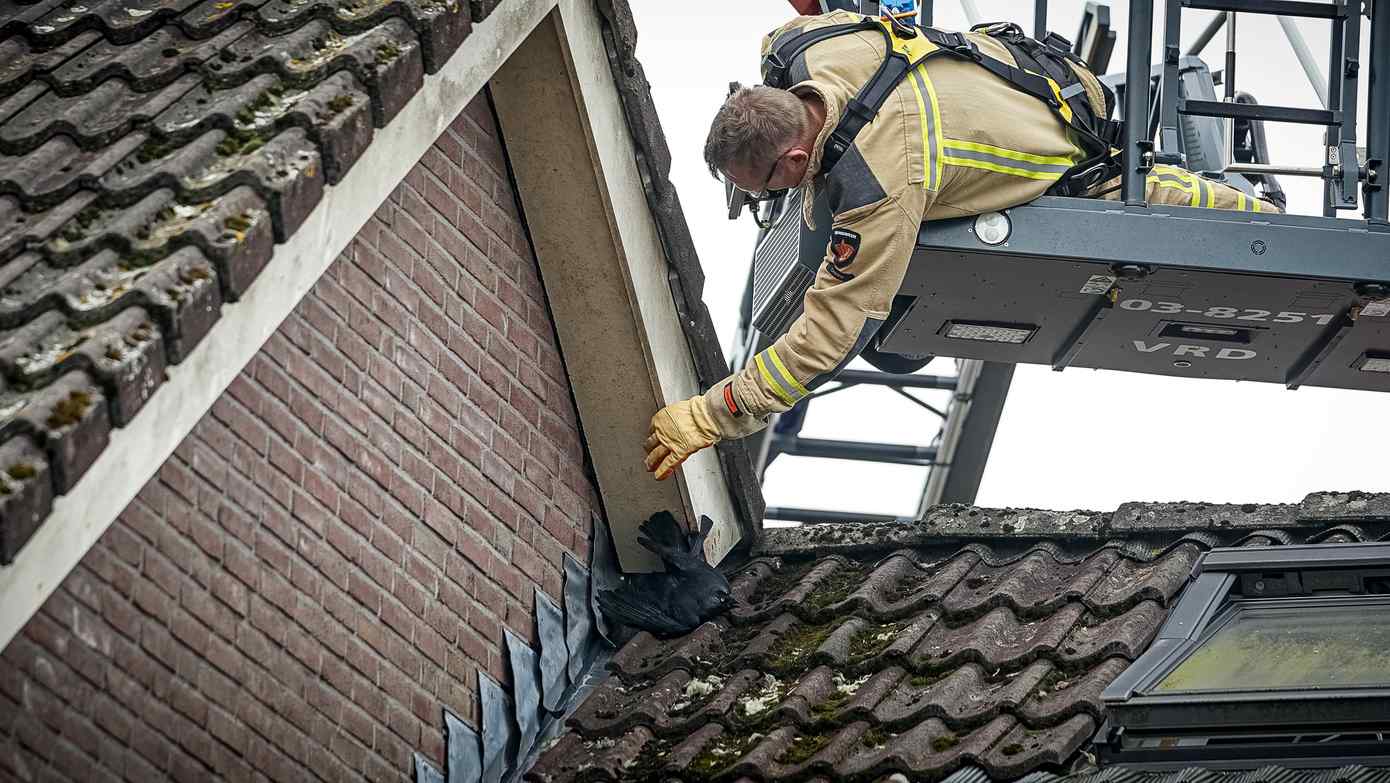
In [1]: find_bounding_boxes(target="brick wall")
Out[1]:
[0,92,603,782]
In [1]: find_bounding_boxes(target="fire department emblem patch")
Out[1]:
[829,228,861,267]
[827,228,861,281]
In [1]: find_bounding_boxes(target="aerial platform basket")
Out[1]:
[885,197,1390,391]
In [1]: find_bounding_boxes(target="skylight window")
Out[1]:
[1154,602,1390,692]
[1097,542,1390,768]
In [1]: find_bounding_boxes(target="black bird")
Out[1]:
[596,511,733,637]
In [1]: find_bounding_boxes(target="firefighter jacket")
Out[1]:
[701,11,1271,440]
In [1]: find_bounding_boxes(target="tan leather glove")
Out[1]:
[644,395,721,480]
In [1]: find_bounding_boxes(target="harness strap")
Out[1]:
[970,22,1123,194]
[763,19,883,88]
[761,14,1124,193]
[780,21,974,173]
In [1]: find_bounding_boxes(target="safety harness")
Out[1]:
[761,15,1125,197]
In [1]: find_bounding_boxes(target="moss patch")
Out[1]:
[233,86,285,128]
[136,136,179,163]
[61,205,106,242]
[689,731,764,776]
[7,463,36,480]
[810,691,848,720]
[861,728,890,749]
[1001,742,1024,756]
[708,620,762,672]
[930,733,958,752]
[849,621,903,663]
[224,213,254,232]
[777,732,830,765]
[767,621,834,674]
[374,41,401,66]
[620,735,673,779]
[908,671,946,689]
[806,566,863,610]
[884,569,930,603]
[1034,667,1074,697]
[216,130,265,158]
[46,390,92,429]
[327,93,354,114]
[747,558,814,607]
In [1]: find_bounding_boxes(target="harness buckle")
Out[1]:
[762,54,789,89]
[1042,32,1074,54]
[823,132,854,170]
[844,98,877,123]
[1096,119,1125,147]
[932,30,977,59]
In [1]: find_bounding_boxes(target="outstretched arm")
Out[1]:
[645,192,923,480]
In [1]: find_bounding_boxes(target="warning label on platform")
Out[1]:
[1362,300,1390,317]
[1080,275,1117,295]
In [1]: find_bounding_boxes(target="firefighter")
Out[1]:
[643,10,1280,480]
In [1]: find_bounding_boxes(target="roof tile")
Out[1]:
[21,369,110,493]
[0,72,200,156]
[980,715,1097,779]
[909,604,1086,671]
[29,0,207,44]
[1056,600,1166,665]
[0,132,149,210]
[0,31,105,98]
[0,435,53,564]
[872,661,1050,728]
[0,307,167,426]
[940,548,1120,620]
[1082,542,1201,612]
[0,191,101,264]
[48,21,255,95]
[1017,656,1128,725]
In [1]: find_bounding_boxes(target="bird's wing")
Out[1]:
[595,587,693,638]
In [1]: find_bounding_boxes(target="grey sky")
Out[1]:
[630,0,1390,516]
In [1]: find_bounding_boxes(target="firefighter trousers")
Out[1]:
[1092,164,1280,213]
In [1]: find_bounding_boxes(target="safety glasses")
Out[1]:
[721,148,791,202]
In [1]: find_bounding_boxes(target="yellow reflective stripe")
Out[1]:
[941,154,1061,180]
[1252,197,1263,213]
[1146,166,1200,205]
[1151,180,1194,198]
[918,65,944,191]
[1236,191,1246,211]
[754,353,796,407]
[1200,177,1213,208]
[907,68,933,191]
[765,347,809,398]
[942,140,1075,167]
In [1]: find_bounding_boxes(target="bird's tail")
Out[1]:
[638,510,717,567]
[637,510,687,556]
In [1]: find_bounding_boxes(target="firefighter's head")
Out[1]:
[705,84,820,199]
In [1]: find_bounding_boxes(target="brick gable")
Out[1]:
[0,91,601,783]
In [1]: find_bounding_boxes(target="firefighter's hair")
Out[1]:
[704,85,807,178]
